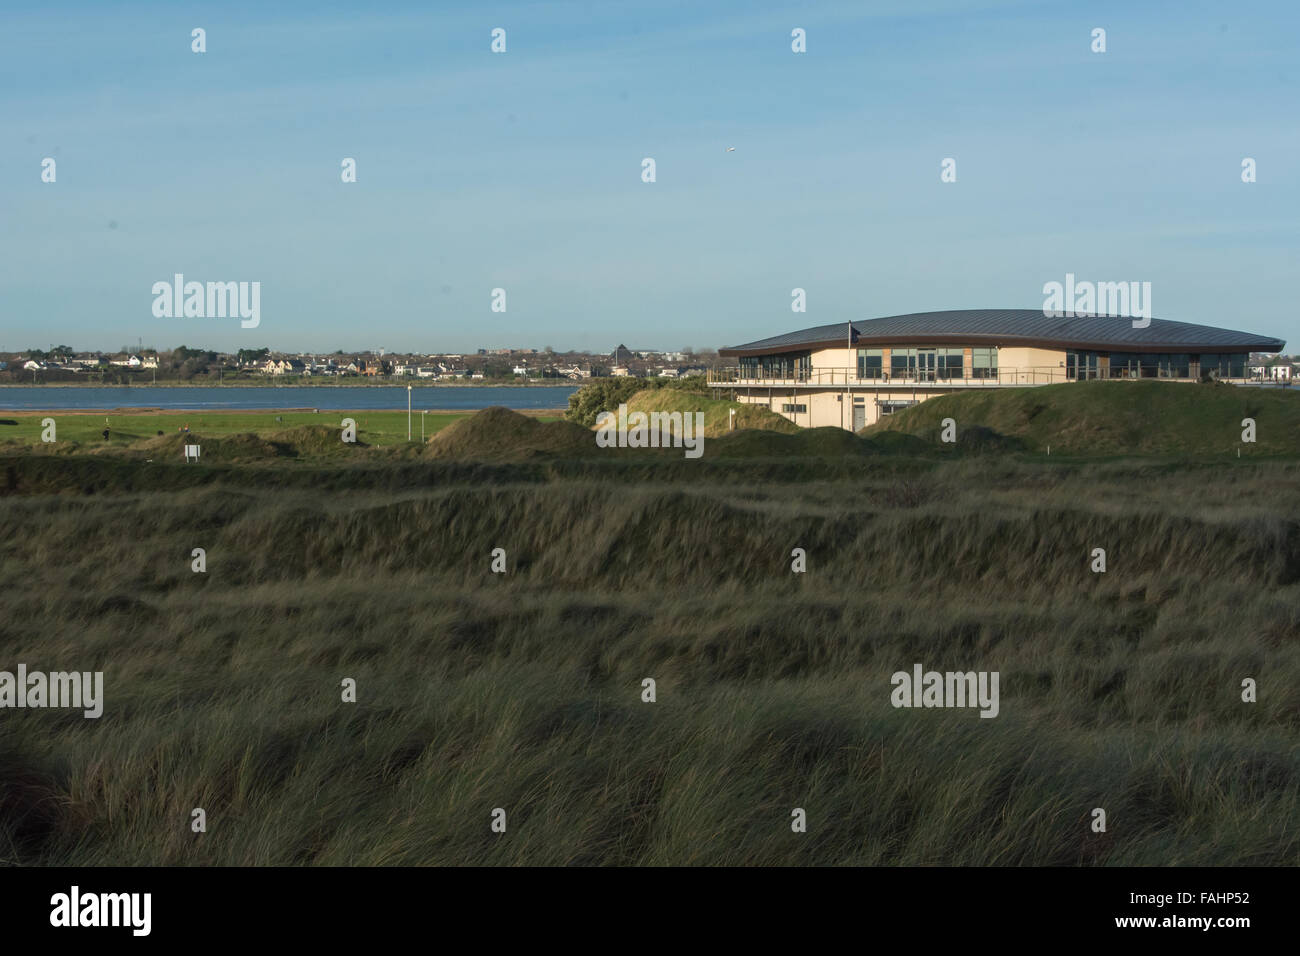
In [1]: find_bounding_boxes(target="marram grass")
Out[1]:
[0,452,1297,865]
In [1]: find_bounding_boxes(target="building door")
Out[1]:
[916,349,936,382]
[1066,351,1100,380]
[852,404,866,431]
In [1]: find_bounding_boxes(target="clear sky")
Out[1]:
[2,0,1296,355]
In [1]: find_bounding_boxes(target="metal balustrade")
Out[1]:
[706,367,1255,387]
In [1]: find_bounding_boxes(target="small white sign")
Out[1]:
[184,444,201,461]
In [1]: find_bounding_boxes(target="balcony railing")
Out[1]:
[709,366,1062,386]
[706,367,1255,387]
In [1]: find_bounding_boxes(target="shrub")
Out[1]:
[565,375,708,427]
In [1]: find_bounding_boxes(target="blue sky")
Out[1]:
[2,0,1296,354]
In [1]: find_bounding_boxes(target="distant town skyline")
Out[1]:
[5,1,1297,353]
[6,342,709,359]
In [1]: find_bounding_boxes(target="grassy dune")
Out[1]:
[424,407,595,461]
[620,388,800,437]
[866,380,1300,456]
[1,446,1298,865]
[1,388,1298,865]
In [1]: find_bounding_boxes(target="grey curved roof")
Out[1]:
[719,309,1286,355]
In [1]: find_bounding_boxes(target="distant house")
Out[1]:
[611,343,635,365]
[263,358,306,375]
[23,359,44,370]
[1250,363,1294,382]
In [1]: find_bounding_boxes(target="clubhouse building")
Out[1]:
[711,309,1287,431]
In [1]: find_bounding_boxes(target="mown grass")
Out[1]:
[0,409,563,452]
[1,451,1297,865]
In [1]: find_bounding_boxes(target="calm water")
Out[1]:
[0,385,578,412]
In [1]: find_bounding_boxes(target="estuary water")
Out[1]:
[0,385,578,412]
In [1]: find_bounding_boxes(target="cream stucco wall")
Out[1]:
[733,386,953,430]
[995,347,1069,383]
[813,347,856,370]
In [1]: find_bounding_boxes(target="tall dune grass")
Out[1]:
[0,456,1297,864]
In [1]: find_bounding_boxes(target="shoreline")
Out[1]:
[0,407,568,416]
[0,381,579,389]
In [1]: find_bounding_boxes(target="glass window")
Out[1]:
[891,348,916,377]
[1198,353,1246,378]
[1066,351,1102,379]
[938,348,964,380]
[1103,352,1199,379]
[1108,353,1141,379]
[1163,354,1189,377]
[856,348,883,380]
[743,351,811,380]
[878,399,919,415]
